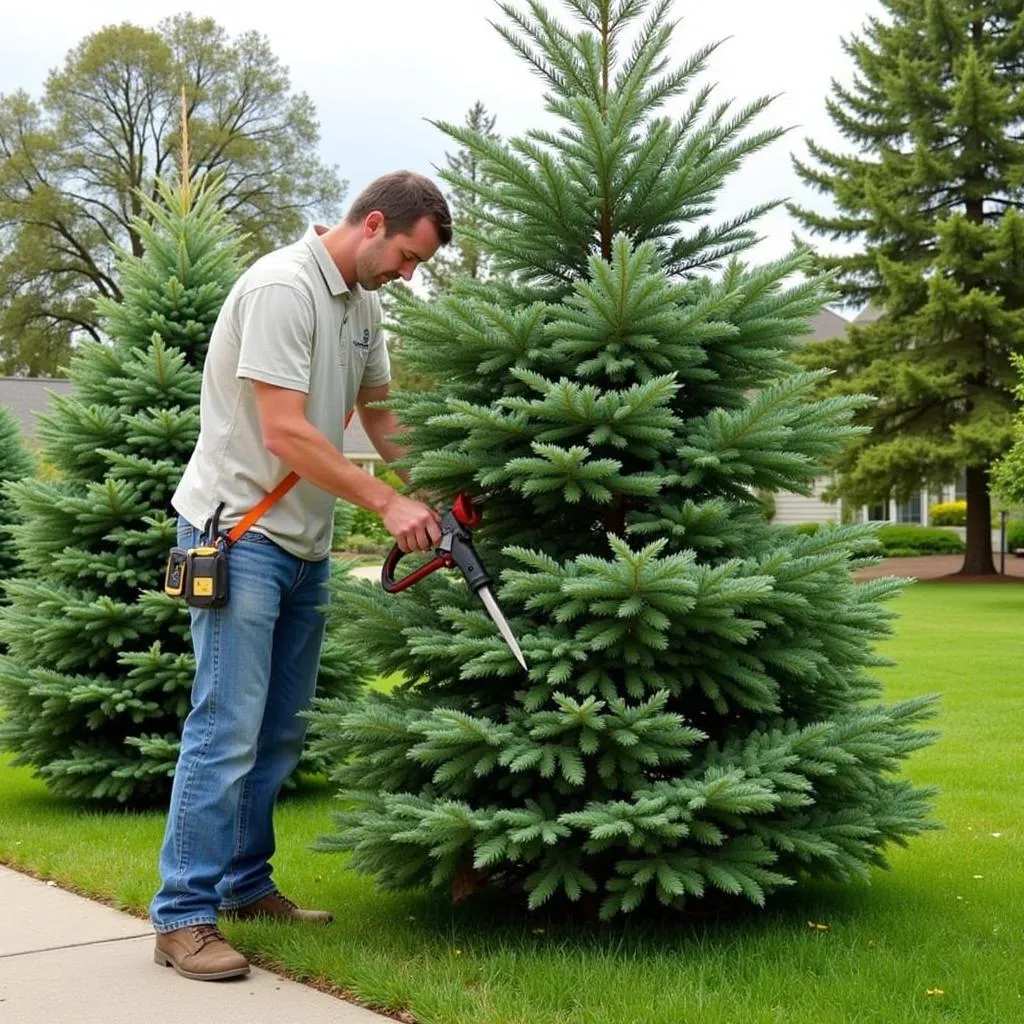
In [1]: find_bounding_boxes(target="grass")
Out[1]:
[2,582,1022,1023]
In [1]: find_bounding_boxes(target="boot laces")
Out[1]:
[190,924,227,949]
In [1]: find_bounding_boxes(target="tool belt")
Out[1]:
[163,471,300,609]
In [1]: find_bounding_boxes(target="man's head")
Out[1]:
[345,171,452,290]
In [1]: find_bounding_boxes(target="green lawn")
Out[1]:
[1,583,1021,1023]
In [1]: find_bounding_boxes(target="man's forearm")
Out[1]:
[265,416,397,513]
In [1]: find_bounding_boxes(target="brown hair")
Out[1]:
[346,170,453,246]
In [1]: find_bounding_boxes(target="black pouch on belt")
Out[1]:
[163,503,230,609]
[183,544,229,608]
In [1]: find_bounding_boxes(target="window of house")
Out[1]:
[866,502,889,522]
[896,493,922,523]
[954,471,966,501]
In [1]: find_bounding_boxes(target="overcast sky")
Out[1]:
[1,0,881,289]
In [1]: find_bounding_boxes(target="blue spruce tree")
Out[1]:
[306,0,939,918]
[0,161,369,803]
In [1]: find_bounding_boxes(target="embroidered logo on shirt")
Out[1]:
[355,328,370,349]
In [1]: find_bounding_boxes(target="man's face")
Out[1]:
[355,213,441,290]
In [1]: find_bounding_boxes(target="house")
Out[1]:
[0,376,74,445]
[770,309,854,526]
[0,376,384,474]
[772,308,966,529]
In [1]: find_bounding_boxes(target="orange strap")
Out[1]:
[225,471,300,544]
[223,409,356,545]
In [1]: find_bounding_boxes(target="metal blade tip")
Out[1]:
[478,586,528,671]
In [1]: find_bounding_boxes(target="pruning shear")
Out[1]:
[381,493,528,671]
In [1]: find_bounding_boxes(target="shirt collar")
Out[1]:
[304,223,351,298]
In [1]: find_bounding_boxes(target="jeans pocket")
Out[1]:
[177,517,200,546]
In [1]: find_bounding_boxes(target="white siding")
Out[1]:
[773,479,840,526]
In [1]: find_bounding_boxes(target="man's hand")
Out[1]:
[381,492,443,553]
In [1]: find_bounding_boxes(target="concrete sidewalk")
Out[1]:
[349,564,382,582]
[0,865,392,1024]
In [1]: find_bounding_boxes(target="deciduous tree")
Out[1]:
[0,14,345,376]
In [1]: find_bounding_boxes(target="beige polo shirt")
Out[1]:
[171,223,391,560]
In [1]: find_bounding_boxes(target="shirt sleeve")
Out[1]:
[359,300,391,389]
[235,283,316,393]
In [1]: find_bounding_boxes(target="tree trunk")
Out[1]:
[959,465,996,575]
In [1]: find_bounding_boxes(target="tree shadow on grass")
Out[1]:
[348,865,932,962]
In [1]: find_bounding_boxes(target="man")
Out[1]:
[150,170,451,981]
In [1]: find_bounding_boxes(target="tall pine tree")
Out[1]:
[789,0,1024,574]
[0,148,369,802]
[305,0,939,919]
[420,100,501,296]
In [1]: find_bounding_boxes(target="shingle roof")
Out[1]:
[0,377,74,441]
[803,308,850,343]
[854,303,884,325]
[0,377,381,458]
[342,409,378,458]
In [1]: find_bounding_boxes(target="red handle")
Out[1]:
[452,492,481,527]
[381,547,454,593]
[380,493,481,594]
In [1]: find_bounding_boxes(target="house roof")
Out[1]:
[803,308,850,343]
[0,377,74,441]
[854,302,884,325]
[0,376,380,458]
[342,409,378,458]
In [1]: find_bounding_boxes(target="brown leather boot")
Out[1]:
[223,890,333,924]
[153,924,250,981]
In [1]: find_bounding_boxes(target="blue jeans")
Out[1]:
[149,518,330,932]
